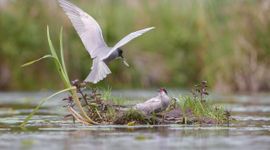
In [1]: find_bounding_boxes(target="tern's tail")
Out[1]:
[85,59,111,84]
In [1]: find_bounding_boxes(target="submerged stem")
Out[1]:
[20,87,74,128]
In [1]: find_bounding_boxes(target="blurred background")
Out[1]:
[0,0,269,93]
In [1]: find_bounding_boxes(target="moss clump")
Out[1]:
[113,109,150,125]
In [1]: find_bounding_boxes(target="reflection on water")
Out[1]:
[0,91,269,150]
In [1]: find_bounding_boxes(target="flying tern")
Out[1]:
[58,0,154,83]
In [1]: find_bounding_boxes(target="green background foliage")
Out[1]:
[0,0,269,92]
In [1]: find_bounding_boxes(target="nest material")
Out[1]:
[63,80,230,125]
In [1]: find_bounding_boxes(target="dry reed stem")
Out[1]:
[67,106,91,125]
[70,87,99,125]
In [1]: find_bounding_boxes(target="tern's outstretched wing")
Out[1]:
[101,27,155,60]
[58,0,107,58]
[84,59,111,84]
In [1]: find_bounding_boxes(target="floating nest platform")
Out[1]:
[63,80,230,126]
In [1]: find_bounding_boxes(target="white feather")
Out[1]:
[102,27,155,60]
[58,0,107,58]
[85,59,111,84]
[134,91,170,114]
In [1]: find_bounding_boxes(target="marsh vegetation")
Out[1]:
[61,80,230,125]
[0,0,269,92]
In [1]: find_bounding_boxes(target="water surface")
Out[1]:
[0,90,269,150]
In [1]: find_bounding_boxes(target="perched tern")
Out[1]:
[134,88,170,115]
[58,0,154,83]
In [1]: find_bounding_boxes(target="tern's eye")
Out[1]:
[160,88,167,94]
[163,89,168,94]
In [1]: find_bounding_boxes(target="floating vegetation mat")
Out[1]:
[62,80,231,126]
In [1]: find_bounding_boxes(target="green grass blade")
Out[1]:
[47,26,70,87]
[59,27,69,82]
[21,55,53,67]
[19,87,74,128]
[47,26,58,60]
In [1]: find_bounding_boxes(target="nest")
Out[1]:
[63,80,230,125]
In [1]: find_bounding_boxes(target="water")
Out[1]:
[0,90,269,150]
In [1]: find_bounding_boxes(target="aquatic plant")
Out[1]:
[177,81,229,124]
[61,80,230,125]
[20,27,98,127]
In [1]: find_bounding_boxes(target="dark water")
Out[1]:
[0,90,269,150]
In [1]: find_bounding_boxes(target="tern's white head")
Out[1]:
[158,88,168,96]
